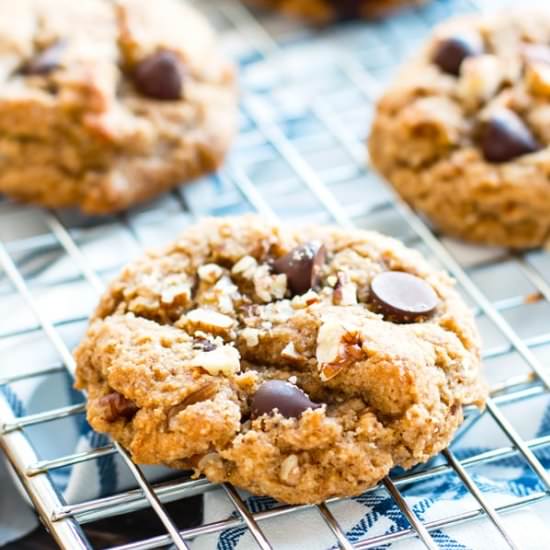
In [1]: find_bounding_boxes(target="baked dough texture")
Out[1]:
[369,10,550,249]
[244,0,426,24]
[75,216,485,504]
[0,0,236,213]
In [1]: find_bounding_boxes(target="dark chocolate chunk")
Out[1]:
[133,50,184,100]
[272,241,326,296]
[21,40,66,76]
[433,34,483,76]
[480,109,539,163]
[333,0,361,21]
[251,380,321,419]
[99,392,138,422]
[369,271,439,323]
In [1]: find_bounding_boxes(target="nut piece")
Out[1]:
[169,382,220,427]
[316,317,363,381]
[525,61,550,98]
[232,255,258,278]
[403,97,463,150]
[99,392,138,422]
[332,273,358,306]
[198,263,224,284]
[316,318,348,366]
[241,327,260,347]
[458,54,503,107]
[281,342,301,360]
[180,382,218,407]
[188,345,241,376]
[160,284,192,306]
[253,265,287,303]
[185,308,235,336]
[291,290,319,309]
[206,276,238,315]
[280,454,300,486]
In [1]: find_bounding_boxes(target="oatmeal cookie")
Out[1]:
[369,10,550,248]
[244,0,427,24]
[0,0,236,214]
[75,216,485,504]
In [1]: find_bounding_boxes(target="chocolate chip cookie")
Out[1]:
[0,0,236,214]
[244,0,426,24]
[75,216,485,504]
[369,10,550,249]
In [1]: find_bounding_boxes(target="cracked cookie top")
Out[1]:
[369,10,550,248]
[75,216,485,504]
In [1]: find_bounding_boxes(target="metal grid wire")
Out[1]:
[1,0,550,548]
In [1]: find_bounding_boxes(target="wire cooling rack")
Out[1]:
[1,0,550,548]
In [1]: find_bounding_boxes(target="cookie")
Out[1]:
[369,10,550,249]
[0,0,236,214]
[245,0,426,24]
[75,216,485,504]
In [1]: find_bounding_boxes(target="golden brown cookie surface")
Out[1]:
[75,216,485,504]
[369,10,550,248]
[0,0,236,213]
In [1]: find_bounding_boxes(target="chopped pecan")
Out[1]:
[525,61,550,98]
[99,392,138,422]
[280,454,300,486]
[168,382,219,429]
[320,338,363,381]
[316,318,364,381]
[180,382,219,408]
[185,308,235,336]
[197,263,224,283]
[232,255,258,278]
[188,345,241,376]
[332,272,357,306]
[281,342,301,360]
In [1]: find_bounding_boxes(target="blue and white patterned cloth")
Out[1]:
[0,371,176,546]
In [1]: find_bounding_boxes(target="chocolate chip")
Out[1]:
[251,380,321,419]
[480,109,539,163]
[21,40,66,76]
[369,271,439,323]
[333,0,361,21]
[272,241,326,296]
[433,35,483,76]
[133,50,184,100]
[99,392,138,422]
